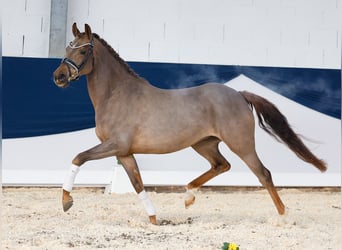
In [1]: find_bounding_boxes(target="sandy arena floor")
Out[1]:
[1,187,341,249]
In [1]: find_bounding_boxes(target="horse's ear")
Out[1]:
[72,23,80,37]
[85,24,92,39]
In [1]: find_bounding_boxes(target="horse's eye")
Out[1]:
[80,50,86,55]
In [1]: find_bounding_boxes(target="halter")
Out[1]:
[62,36,94,81]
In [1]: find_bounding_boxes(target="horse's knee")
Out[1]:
[72,153,86,166]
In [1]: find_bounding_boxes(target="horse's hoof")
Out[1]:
[277,205,286,215]
[185,196,195,209]
[149,215,157,225]
[185,189,196,208]
[62,196,74,212]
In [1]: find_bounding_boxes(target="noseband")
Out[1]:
[62,36,94,81]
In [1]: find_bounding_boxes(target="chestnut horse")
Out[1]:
[53,23,326,225]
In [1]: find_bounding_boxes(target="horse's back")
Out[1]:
[158,82,253,126]
[195,82,252,115]
[170,82,255,136]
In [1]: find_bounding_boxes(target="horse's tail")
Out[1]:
[239,91,327,172]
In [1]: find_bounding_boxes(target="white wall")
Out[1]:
[3,0,342,69]
[2,0,51,57]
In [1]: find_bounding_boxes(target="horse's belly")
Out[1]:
[131,142,186,154]
[130,128,210,154]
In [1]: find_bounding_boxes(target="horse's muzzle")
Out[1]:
[54,73,70,88]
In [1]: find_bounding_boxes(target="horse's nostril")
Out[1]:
[58,73,66,81]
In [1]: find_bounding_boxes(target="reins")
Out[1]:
[62,36,94,81]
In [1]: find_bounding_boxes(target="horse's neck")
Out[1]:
[86,41,141,109]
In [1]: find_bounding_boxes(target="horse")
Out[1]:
[53,23,327,225]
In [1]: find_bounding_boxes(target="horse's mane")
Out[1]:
[93,33,139,78]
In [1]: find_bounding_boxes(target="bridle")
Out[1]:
[62,36,94,81]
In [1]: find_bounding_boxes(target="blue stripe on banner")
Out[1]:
[3,57,95,138]
[3,57,341,138]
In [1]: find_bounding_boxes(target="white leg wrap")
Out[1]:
[138,190,156,216]
[62,164,80,192]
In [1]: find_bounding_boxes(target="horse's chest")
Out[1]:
[93,120,109,142]
[94,111,112,140]
[94,112,129,141]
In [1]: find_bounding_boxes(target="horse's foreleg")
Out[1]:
[186,137,231,208]
[62,165,80,211]
[62,140,122,212]
[118,155,157,225]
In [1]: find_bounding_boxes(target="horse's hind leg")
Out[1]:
[186,136,231,208]
[239,151,285,215]
[221,108,285,215]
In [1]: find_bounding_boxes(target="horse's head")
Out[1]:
[53,23,94,88]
